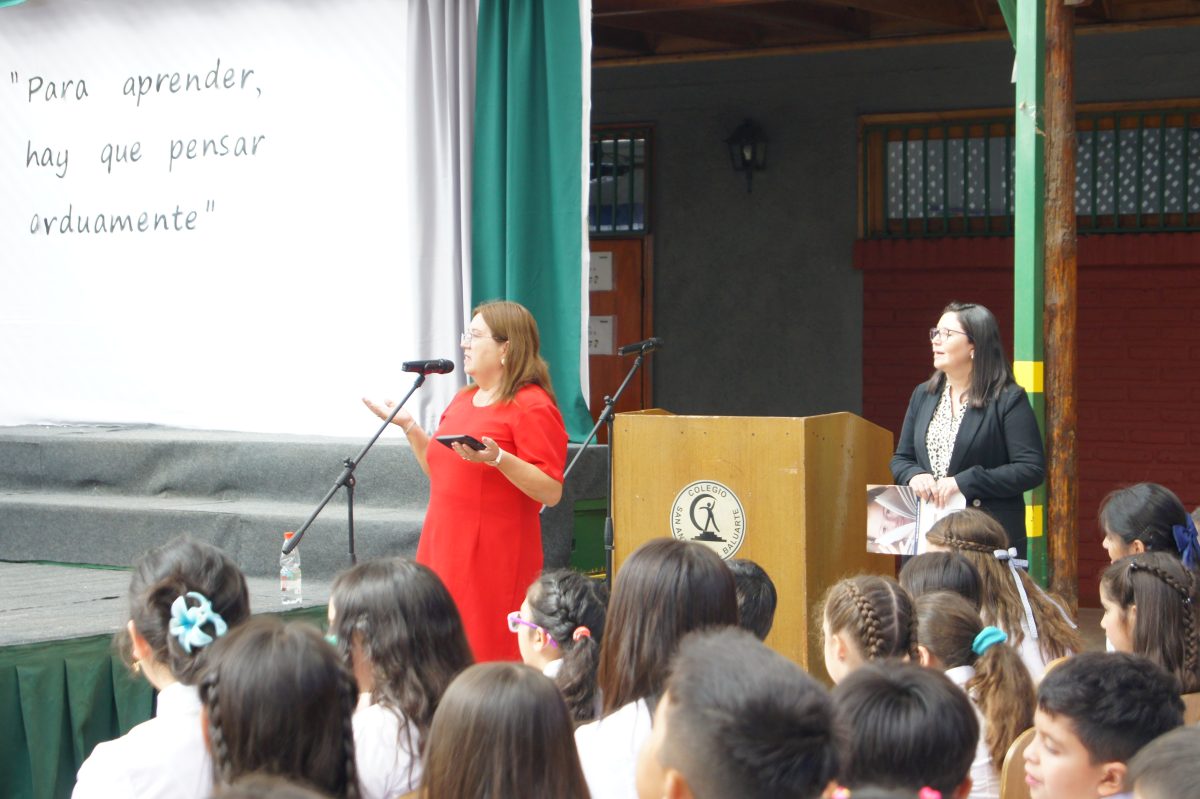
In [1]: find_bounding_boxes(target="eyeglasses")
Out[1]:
[460,331,508,348]
[929,327,972,342]
[506,611,558,648]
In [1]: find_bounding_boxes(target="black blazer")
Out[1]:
[890,380,1046,558]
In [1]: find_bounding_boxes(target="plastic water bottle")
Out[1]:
[280,531,302,606]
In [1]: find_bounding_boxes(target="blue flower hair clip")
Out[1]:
[169,591,228,654]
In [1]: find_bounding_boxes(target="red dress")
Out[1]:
[417,384,567,661]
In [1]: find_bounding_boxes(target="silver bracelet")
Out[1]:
[486,448,504,467]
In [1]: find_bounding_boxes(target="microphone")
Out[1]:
[617,337,663,356]
[402,359,455,375]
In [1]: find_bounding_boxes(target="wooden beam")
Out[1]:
[591,14,1200,68]
[593,25,655,54]
[805,0,982,29]
[721,2,870,39]
[594,0,766,16]
[597,10,764,46]
[1045,0,1080,612]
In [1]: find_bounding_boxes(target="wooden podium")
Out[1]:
[611,410,895,675]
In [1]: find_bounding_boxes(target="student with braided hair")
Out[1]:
[915,592,1036,799]
[1100,551,1200,693]
[926,509,1080,682]
[821,574,919,684]
[513,569,608,723]
[200,617,361,799]
[73,536,250,799]
[327,558,473,798]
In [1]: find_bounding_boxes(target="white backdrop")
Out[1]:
[0,0,468,436]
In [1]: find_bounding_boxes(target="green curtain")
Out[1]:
[473,0,591,441]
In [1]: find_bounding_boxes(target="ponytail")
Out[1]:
[916,591,1035,772]
[970,630,1035,771]
[122,536,250,685]
[527,569,609,723]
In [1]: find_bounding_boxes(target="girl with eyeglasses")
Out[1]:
[362,300,568,661]
[510,569,608,724]
[327,558,472,798]
[890,301,1046,560]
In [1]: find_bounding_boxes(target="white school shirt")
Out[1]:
[945,665,1001,799]
[543,658,564,678]
[574,698,652,799]
[353,694,421,799]
[72,682,211,799]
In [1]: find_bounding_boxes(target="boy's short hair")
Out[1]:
[1037,651,1184,764]
[833,661,978,796]
[660,627,838,799]
[726,559,778,640]
[1125,725,1200,799]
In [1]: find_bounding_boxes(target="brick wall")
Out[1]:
[856,233,1200,606]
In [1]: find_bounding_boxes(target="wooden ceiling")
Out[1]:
[592,0,1200,65]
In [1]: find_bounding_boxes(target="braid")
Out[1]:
[933,530,993,555]
[338,668,360,799]
[845,580,884,660]
[898,582,921,661]
[1133,561,1200,679]
[201,671,232,788]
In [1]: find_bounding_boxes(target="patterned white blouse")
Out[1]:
[926,383,967,479]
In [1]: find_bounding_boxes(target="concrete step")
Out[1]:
[0,491,424,577]
[0,425,609,579]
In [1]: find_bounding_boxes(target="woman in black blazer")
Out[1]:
[890,301,1046,559]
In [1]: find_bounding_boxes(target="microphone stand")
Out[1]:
[562,348,649,590]
[282,372,428,561]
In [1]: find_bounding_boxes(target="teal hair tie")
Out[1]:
[972,626,1007,656]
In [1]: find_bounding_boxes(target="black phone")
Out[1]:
[435,434,487,451]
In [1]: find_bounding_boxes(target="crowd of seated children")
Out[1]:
[70,478,1200,799]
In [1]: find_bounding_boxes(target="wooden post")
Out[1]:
[1012,0,1047,584]
[1045,0,1079,611]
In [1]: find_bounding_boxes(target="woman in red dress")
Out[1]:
[364,301,567,661]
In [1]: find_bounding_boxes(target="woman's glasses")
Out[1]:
[506,611,558,648]
[929,327,972,342]
[460,331,508,348]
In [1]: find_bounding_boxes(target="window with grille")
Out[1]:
[589,126,651,236]
[860,104,1200,238]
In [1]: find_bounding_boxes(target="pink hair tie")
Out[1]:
[572,626,592,642]
[830,789,850,799]
[919,788,942,799]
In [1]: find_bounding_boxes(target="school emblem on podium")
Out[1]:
[670,480,745,560]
